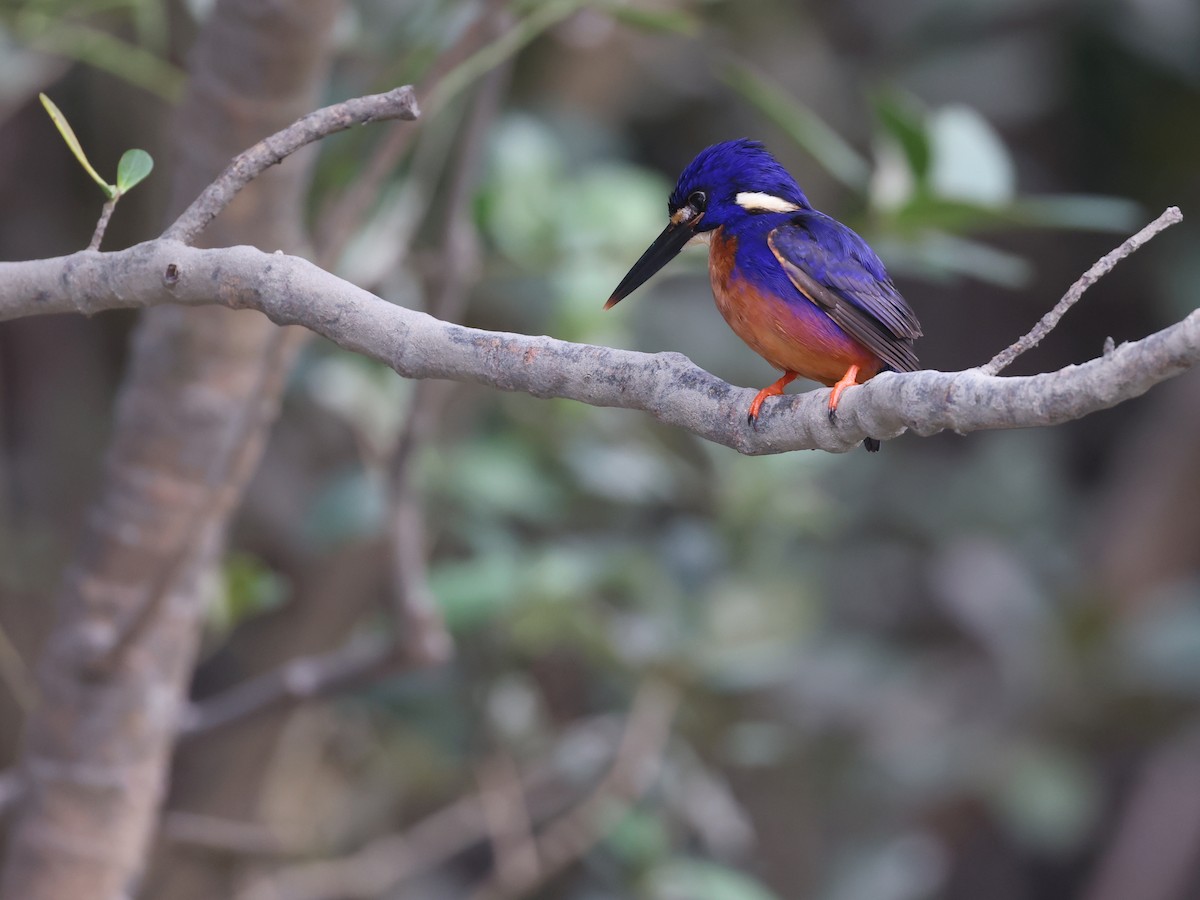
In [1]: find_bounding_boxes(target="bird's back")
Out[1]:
[708,210,920,384]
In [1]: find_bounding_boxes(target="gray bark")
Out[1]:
[0,2,340,897]
[2,239,1197,455]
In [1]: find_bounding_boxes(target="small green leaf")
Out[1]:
[39,93,116,199]
[115,149,154,194]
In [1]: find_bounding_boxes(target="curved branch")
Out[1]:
[2,239,1197,455]
[163,85,419,245]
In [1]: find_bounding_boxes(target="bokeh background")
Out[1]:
[3,1,1200,898]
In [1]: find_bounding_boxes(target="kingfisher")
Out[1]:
[605,139,921,451]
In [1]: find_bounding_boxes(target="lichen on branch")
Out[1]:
[1,229,1195,455]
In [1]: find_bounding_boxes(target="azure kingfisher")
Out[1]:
[605,139,921,451]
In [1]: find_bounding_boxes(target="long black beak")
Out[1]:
[604,217,700,310]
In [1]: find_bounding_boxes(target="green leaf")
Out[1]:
[927,104,1014,206]
[896,231,1033,288]
[430,553,522,630]
[1007,194,1143,232]
[425,0,594,113]
[873,90,931,183]
[608,6,701,36]
[989,744,1099,853]
[39,93,115,199]
[1119,588,1200,695]
[604,808,671,867]
[115,149,154,194]
[305,470,388,547]
[723,63,871,191]
[27,22,185,102]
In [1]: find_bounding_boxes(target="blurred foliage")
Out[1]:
[1,0,182,102]
[4,0,1200,898]
[728,64,1142,287]
[646,858,781,900]
[209,551,290,636]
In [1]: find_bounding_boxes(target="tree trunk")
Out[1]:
[0,2,340,898]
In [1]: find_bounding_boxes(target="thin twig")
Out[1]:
[163,811,297,858]
[178,633,407,737]
[983,206,1183,375]
[467,680,681,900]
[228,705,662,900]
[233,792,487,900]
[383,48,510,666]
[476,754,541,891]
[422,0,594,116]
[88,198,117,251]
[314,6,502,269]
[231,714,629,900]
[164,86,419,246]
[309,11,509,671]
[80,87,420,677]
[121,71,484,715]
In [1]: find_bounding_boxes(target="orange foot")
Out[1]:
[827,364,861,421]
[747,372,797,427]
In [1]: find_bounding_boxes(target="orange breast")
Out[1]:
[708,229,881,386]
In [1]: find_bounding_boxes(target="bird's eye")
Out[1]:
[688,190,707,210]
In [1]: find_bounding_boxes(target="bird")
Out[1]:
[604,139,921,451]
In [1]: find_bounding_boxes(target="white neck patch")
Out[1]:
[735,191,800,213]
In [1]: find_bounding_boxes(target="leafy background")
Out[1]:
[3,1,1200,898]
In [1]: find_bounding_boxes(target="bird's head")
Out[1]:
[605,139,810,309]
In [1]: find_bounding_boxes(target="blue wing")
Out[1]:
[768,212,921,373]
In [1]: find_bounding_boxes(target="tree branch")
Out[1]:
[88,198,117,251]
[1082,729,1200,900]
[177,634,406,738]
[467,680,680,900]
[229,702,668,900]
[1,8,356,900]
[380,47,509,667]
[84,327,305,678]
[2,234,1196,454]
[983,206,1183,375]
[163,85,419,246]
[313,9,499,267]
